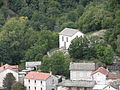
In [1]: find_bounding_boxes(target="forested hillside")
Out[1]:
[0,0,120,70]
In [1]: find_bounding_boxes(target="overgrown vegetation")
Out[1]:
[0,0,120,77]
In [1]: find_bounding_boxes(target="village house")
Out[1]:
[0,64,18,88]
[57,80,95,90]
[24,72,58,90]
[57,62,97,90]
[69,62,96,80]
[93,84,117,90]
[92,67,109,85]
[59,28,84,49]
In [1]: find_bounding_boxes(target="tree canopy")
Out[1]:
[41,51,71,78]
[3,73,16,90]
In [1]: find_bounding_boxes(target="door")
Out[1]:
[64,42,66,49]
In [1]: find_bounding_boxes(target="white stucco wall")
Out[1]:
[59,32,84,49]
[57,86,67,90]
[93,72,106,85]
[103,86,116,90]
[24,75,58,90]
[24,78,46,90]
[0,69,18,88]
[70,70,93,80]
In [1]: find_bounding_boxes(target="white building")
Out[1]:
[0,64,18,88]
[26,61,41,70]
[59,28,84,49]
[24,72,58,90]
[69,62,96,80]
[92,67,108,85]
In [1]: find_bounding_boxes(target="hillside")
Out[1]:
[0,0,120,70]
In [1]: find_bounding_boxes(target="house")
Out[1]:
[26,61,41,70]
[59,28,84,49]
[0,64,18,88]
[24,72,58,90]
[57,80,95,90]
[107,73,120,81]
[69,62,96,80]
[92,67,109,85]
[93,84,117,90]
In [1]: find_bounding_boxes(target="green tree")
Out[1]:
[68,36,101,60]
[77,2,113,33]
[96,44,114,65]
[3,73,16,90]
[0,17,38,64]
[116,35,120,55]
[11,82,26,90]
[68,36,114,65]
[41,51,71,78]
[24,30,58,62]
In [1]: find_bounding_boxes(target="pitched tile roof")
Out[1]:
[59,28,83,36]
[107,74,120,79]
[92,67,108,75]
[0,64,18,72]
[24,72,52,80]
[69,62,96,71]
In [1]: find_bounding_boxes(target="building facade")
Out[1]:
[0,64,18,88]
[69,62,96,80]
[59,28,84,49]
[24,72,58,90]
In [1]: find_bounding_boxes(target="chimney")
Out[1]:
[0,62,3,67]
[50,71,52,75]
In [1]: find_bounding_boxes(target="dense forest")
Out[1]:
[0,0,120,76]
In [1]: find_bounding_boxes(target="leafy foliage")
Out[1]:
[41,51,71,78]
[68,36,114,65]
[11,82,26,90]
[3,73,16,90]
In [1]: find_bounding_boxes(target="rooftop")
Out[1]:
[24,72,52,80]
[107,63,120,72]
[26,61,41,68]
[59,28,83,36]
[0,64,18,72]
[58,80,95,87]
[107,73,120,79]
[69,62,96,71]
[92,67,108,75]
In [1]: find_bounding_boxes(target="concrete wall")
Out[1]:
[46,75,58,90]
[70,70,93,80]
[24,75,58,90]
[93,72,106,85]
[57,86,93,90]
[59,32,84,49]
[24,78,46,90]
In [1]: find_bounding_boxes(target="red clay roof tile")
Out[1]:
[24,72,52,80]
[92,67,108,75]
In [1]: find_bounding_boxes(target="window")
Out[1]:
[52,79,54,84]
[29,86,30,90]
[77,87,80,90]
[35,80,36,84]
[41,81,42,84]
[68,87,71,90]
[41,88,42,90]
[66,37,68,42]
[28,80,30,83]
[62,36,64,41]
